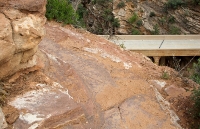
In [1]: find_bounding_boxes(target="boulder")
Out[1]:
[0,0,46,14]
[0,13,15,65]
[0,0,46,80]
[0,107,7,129]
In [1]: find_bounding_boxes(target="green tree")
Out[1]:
[191,58,200,84]
[193,0,200,5]
[151,24,160,35]
[112,18,120,28]
[131,28,140,35]
[169,26,181,34]
[117,1,126,8]
[46,0,78,24]
[165,0,185,9]
[128,13,138,24]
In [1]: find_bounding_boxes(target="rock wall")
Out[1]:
[113,0,200,34]
[0,0,46,80]
[113,0,135,34]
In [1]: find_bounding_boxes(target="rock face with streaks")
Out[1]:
[0,0,46,79]
[2,21,187,129]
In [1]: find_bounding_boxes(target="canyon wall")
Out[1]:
[113,0,200,34]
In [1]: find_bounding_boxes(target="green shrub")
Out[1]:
[103,9,113,22]
[191,58,200,84]
[190,86,200,129]
[131,28,140,35]
[46,0,78,24]
[119,43,126,49]
[76,3,87,27]
[159,17,166,25]
[117,1,126,8]
[161,71,170,79]
[165,0,185,9]
[128,13,138,24]
[92,0,112,4]
[112,18,120,28]
[169,26,181,34]
[136,19,143,27]
[191,87,200,116]
[151,24,160,35]
[149,12,156,17]
[190,58,200,128]
[168,15,176,23]
[193,0,200,5]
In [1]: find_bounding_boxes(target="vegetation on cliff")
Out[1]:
[46,0,78,24]
[190,58,200,128]
[45,0,199,35]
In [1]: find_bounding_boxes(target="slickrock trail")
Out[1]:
[0,0,197,129]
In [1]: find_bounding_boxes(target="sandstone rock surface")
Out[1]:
[3,22,186,129]
[0,107,7,129]
[0,0,46,79]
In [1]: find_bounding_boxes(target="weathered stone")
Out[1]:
[0,13,15,65]
[0,53,22,79]
[0,13,13,42]
[0,40,15,65]
[12,14,46,53]
[2,9,25,20]
[0,0,47,14]
[0,0,46,80]
[21,46,38,63]
[118,9,126,17]
[0,107,7,129]
[165,85,186,97]
[149,80,166,91]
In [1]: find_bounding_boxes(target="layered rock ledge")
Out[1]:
[0,0,46,79]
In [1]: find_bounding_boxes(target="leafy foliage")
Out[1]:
[119,43,126,49]
[80,0,118,34]
[190,58,200,128]
[117,1,126,8]
[191,58,200,85]
[128,13,138,24]
[168,15,175,23]
[190,86,200,128]
[192,0,200,5]
[76,3,87,27]
[131,28,140,35]
[191,87,200,117]
[136,19,143,27]
[169,25,181,34]
[112,18,120,28]
[46,0,78,24]
[149,12,156,17]
[151,24,160,35]
[161,71,170,79]
[159,17,166,25]
[165,0,185,9]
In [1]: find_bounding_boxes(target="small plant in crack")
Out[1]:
[119,43,126,49]
[161,70,170,80]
